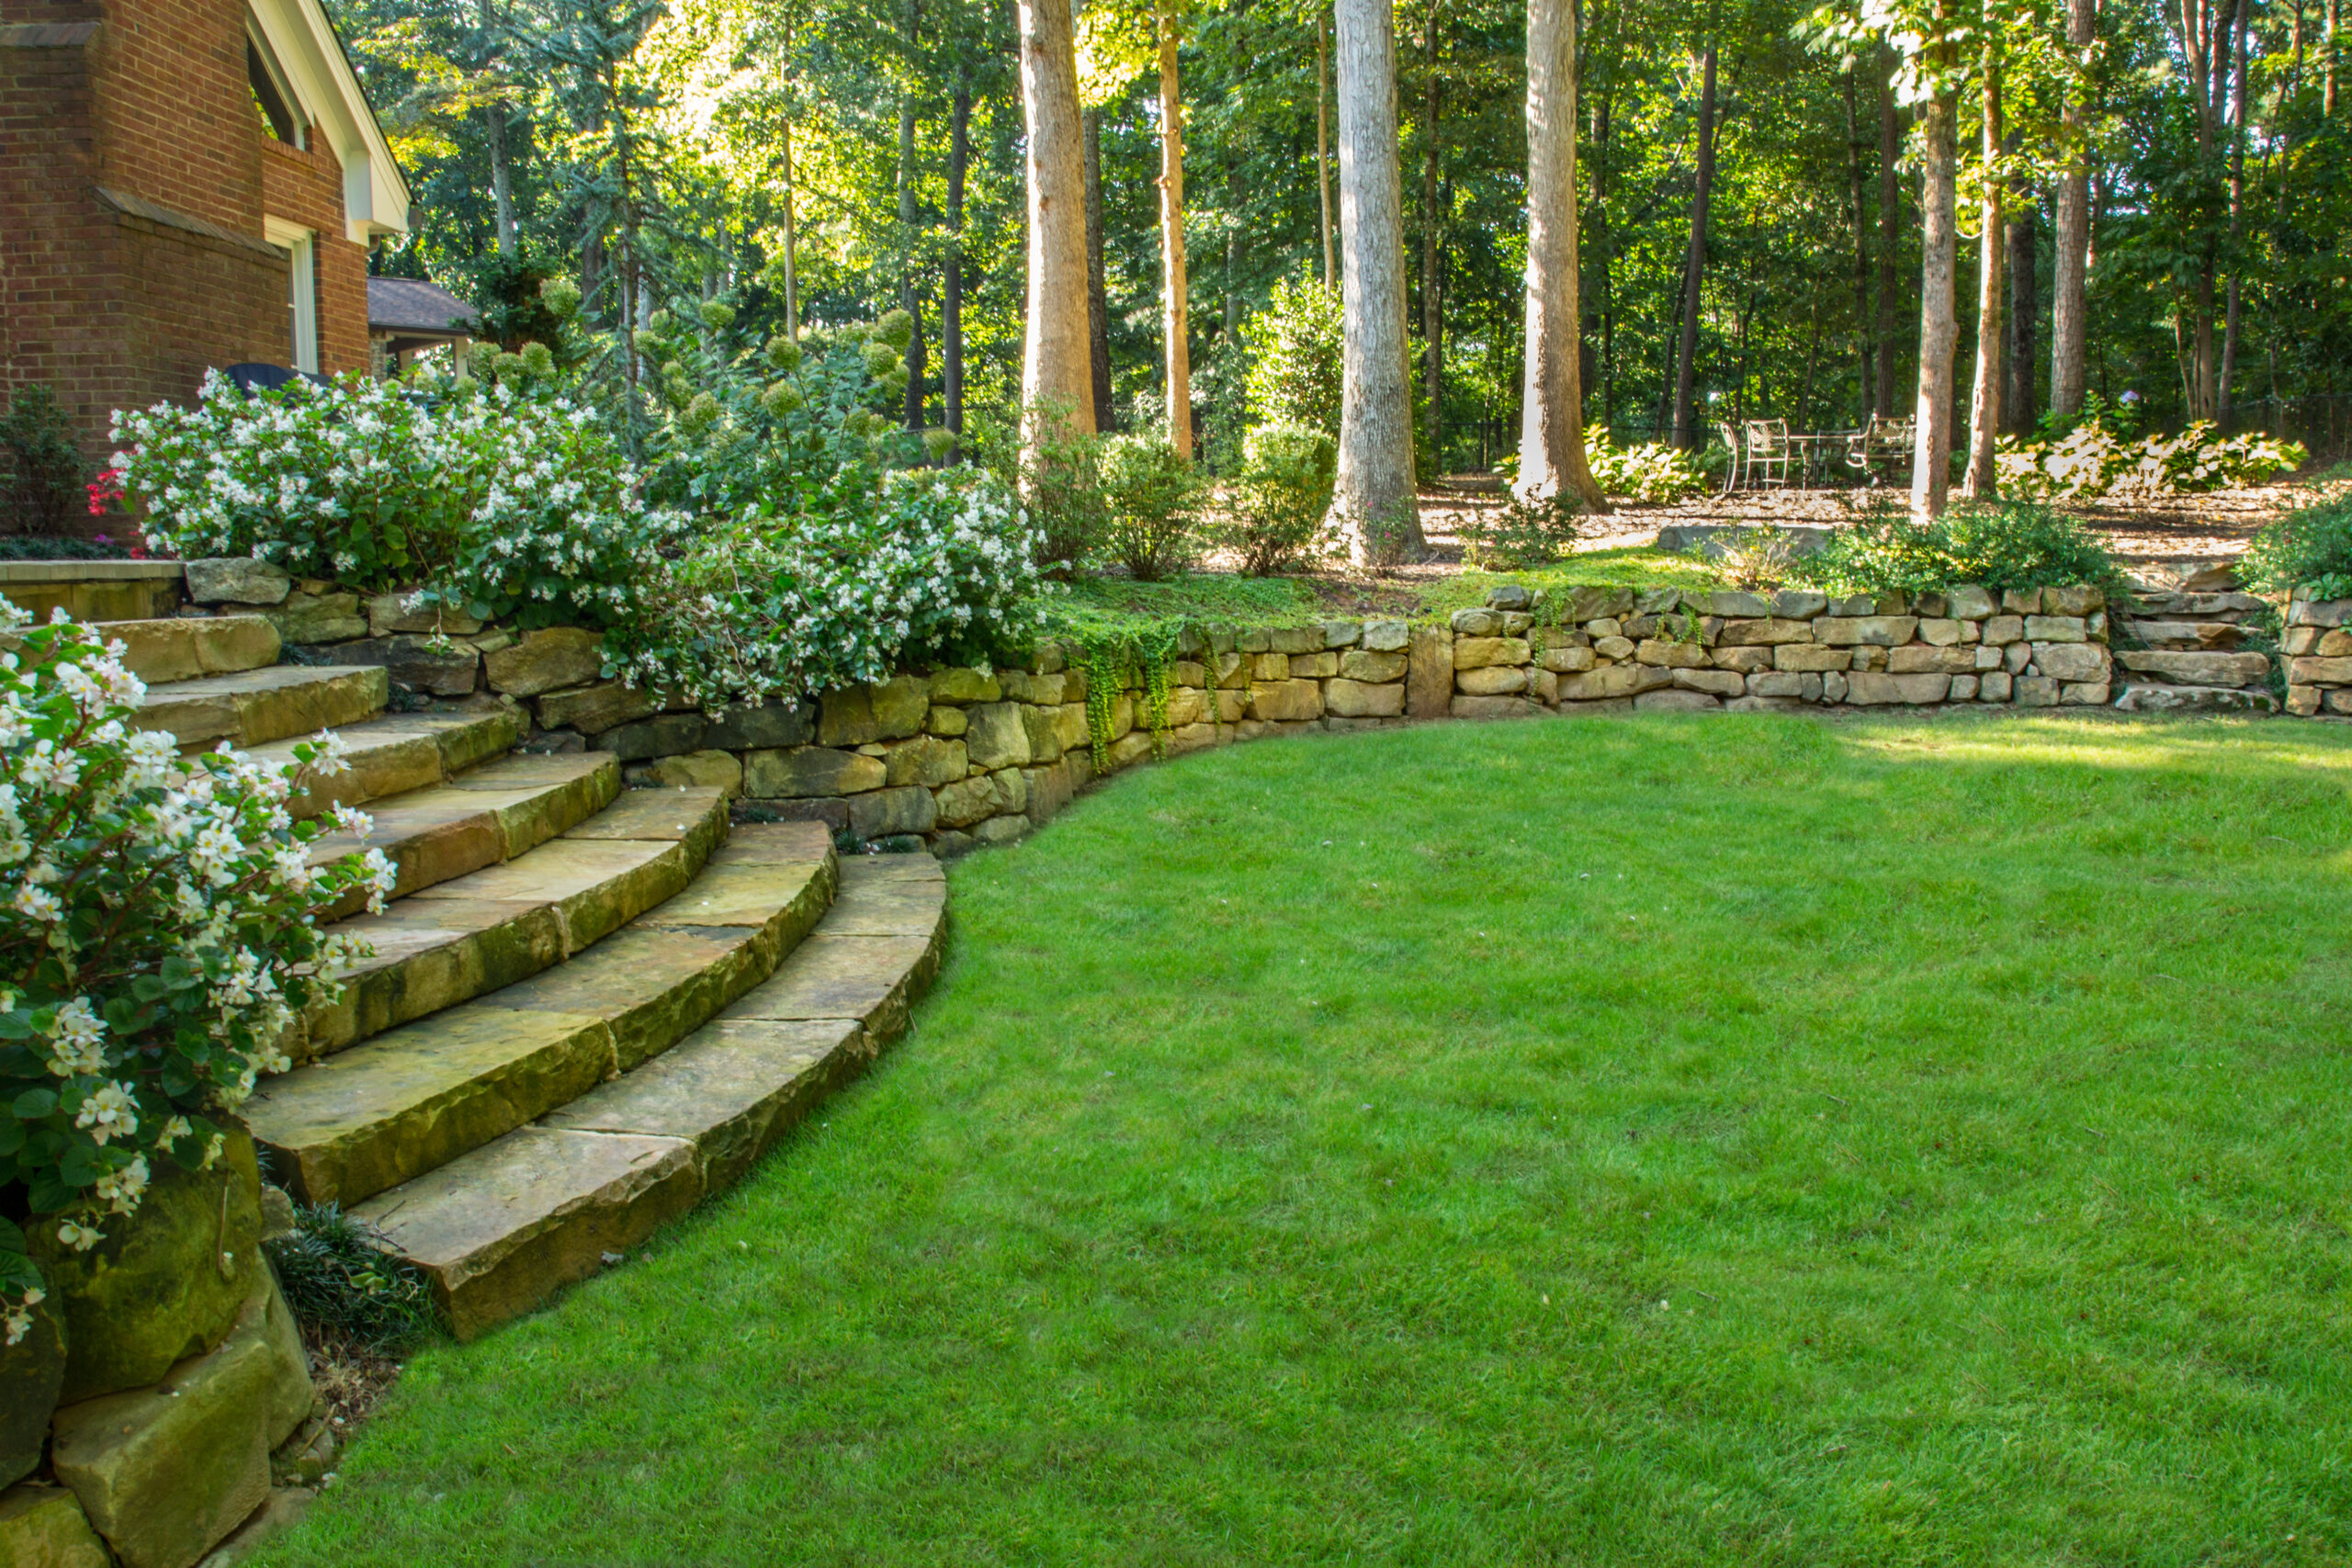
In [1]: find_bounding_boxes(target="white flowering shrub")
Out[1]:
[0,600,394,1345]
[1584,425,1709,503]
[111,373,688,626]
[1997,421,2306,502]
[605,468,1054,712]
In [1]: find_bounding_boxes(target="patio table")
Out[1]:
[1721,429,1865,491]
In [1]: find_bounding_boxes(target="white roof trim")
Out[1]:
[247,0,409,242]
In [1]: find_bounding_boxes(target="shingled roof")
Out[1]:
[368,277,478,336]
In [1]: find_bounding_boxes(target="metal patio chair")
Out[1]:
[1742,420,1794,489]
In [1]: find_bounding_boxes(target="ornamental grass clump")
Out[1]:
[0,601,394,1343]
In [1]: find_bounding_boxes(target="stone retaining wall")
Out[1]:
[2283,592,2352,717]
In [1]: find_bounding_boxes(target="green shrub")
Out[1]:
[1460,489,1583,570]
[1216,423,1336,575]
[1801,500,2131,598]
[1014,402,1110,577]
[266,1201,435,1352]
[1584,425,1709,503]
[1,383,91,536]
[2241,489,2352,600]
[1098,434,1204,582]
[1242,276,1342,436]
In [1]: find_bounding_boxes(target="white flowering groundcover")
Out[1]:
[0,602,394,1345]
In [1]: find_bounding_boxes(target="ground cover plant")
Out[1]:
[258,713,2352,1565]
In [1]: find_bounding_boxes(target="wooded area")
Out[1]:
[342,0,2351,524]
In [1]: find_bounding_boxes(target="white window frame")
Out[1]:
[265,218,319,373]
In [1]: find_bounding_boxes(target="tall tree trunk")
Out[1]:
[779,112,797,336]
[1912,74,1960,518]
[1317,12,1336,287]
[1017,0,1094,450]
[1964,51,2005,498]
[899,96,926,430]
[1595,77,1614,428]
[2220,0,2248,423]
[1082,107,1114,433]
[1671,42,1718,451]
[1420,16,1442,473]
[2050,0,2095,418]
[1876,62,1902,417]
[2329,0,2341,113]
[1518,0,1605,506]
[1157,1,1192,458]
[1331,0,1421,560]
[2005,171,2037,434]
[945,81,970,438]
[1848,66,1873,419]
[478,0,514,257]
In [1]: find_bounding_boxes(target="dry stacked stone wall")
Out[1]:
[2283,592,2352,717]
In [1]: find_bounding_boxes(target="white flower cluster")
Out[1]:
[606,468,1054,714]
[1997,421,2306,502]
[110,372,687,626]
[1,601,390,1343]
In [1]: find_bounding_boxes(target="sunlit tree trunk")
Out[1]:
[2050,0,2096,418]
[2219,0,2248,423]
[1671,42,1717,451]
[478,0,514,257]
[1017,0,1094,451]
[1518,0,1605,507]
[1420,17,1443,473]
[1317,12,1336,287]
[1157,1,1192,459]
[1911,71,1960,518]
[1964,51,2004,499]
[1332,0,1421,561]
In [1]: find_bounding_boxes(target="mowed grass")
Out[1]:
[262,714,2352,1566]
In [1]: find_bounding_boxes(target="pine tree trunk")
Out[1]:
[945,82,969,438]
[1911,77,1960,518]
[1518,0,1605,507]
[1876,64,1902,417]
[1964,53,2005,498]
[1848,67,1873,419]
[2220,0,2248,423]
[2005,179,2037,434]
[1420,24,1442,473]
[899,96,926,430]
[1331,0,1421,561]
[1671,42,1717,451]
[1158,2,1192,459]
[1317,14,1336,287]
[478,0,514,257]
[1082,108,1114,433]
[1017,0,1094,449]
[2049,0,2095,418]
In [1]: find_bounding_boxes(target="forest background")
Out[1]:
[337,0,2352,479]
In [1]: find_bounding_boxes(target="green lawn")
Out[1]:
[262,713,2352,1566]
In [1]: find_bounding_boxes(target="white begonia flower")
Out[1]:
[76,1082,139,1145]
[47,997,107,1075]
[54,1220,105,1253]
[95,1155,150,1215]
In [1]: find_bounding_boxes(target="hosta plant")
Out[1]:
[1997,421,2305,502]
[1,602,393,1344]
[1584,426,1710,503]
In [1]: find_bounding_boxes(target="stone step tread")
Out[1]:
[245,705,526,819]
[355,852,944,1342]
[65,613,283,683]
[137,662,388,750]
[244,822,837,1208]
[294,786,735,1063]
[307,750,620,913]
[2111,682,2283,714]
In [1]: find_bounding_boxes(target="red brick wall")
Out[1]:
[1,0,378,531]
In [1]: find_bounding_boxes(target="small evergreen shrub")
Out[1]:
[1,384,91,536]
[1460,490,1582,570]
[1217,423,1336,576]
[1802,500,2131,598]
[2241,489,2352,601]
[1098,434,1204,582]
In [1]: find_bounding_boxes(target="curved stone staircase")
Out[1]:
[106,613,945,1340]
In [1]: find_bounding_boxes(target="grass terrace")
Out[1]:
[260,711,2352,1565]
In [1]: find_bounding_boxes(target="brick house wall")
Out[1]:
[0,0,386,532]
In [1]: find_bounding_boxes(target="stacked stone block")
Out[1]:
[2111,584,2281,713]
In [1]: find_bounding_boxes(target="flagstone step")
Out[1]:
[291,786,734,1064]
[252,705,527,820]
[74,613,283,682]
[137,663,388,751]
[244,821,838,1209]
[308,750,621,917]
[356,853,945,1340]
